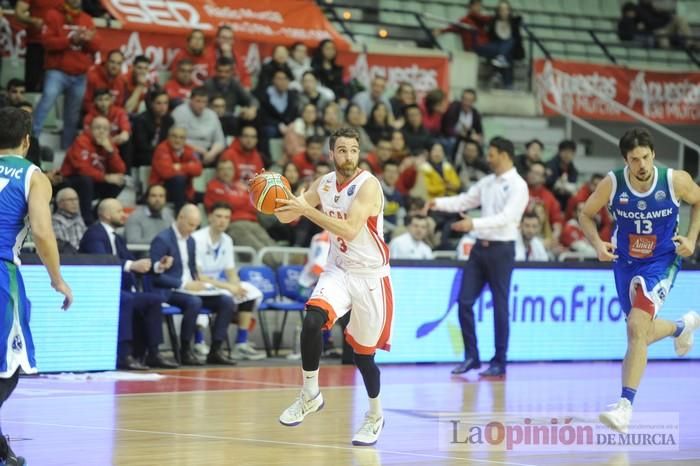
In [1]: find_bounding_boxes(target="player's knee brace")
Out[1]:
[303,306,329,333]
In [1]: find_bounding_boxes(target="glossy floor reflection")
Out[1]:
[2,362,699,465]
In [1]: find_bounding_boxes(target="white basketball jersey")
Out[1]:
[316,170,389,274]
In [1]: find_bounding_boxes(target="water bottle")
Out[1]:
[287,324,302,360]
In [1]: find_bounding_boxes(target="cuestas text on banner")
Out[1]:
[534,59,700,124]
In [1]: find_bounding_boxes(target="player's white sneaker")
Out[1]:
[279,391,324,426]
[599,399,632,434]
[352,412,385,446]
[674,311,700,356]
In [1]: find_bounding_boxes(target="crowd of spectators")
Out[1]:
[0,0,627,267]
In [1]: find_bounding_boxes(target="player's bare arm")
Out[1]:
[672,169,700,257]
[277,177,382,242]
[274,176,322,224]
[28,171,73,309]
[579,175,618,262]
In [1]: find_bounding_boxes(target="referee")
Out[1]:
[427,136,528,377]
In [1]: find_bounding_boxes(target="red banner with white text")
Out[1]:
[534,59,700,125]
[0,18,449,95]
[101,0,350,50]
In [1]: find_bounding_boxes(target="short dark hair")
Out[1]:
[382,160,398,170]
[0,107,31,150]
[329,127,360,151]
[525,138,543,150]
[133,55,150,66]
[306,135,325,146]
[209,93,226,103]
[407,196,425,211]
[462,88,477,99]
[209,202,232,214]
[590,173,605,182]
[273,69,293,81]
[190,86,209,99]
[558,139,577,153]
[521,211,540,223]
[402,103,421,117]
[216,56,234,68]
[289,41,305,52]
[188,29,204,40]
[489,136,515,159]
[238,124,258,136]
[619,128,654,159]
[406,214,428,226]
[217,25,233,36]
[316,161,330,169]
[301,70,316,81]
[93,88,111,101]
[7,78,25,91]
[145,183,166,198]
[147,89,168,105]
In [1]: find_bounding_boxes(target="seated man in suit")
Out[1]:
[80,198,178,370]
[150,204,237,366]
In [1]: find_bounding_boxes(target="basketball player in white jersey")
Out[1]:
[274,127,393,446]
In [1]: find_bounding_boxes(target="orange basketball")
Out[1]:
[249,173,292,215]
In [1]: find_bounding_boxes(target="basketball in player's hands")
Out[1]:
[249,172,292,215]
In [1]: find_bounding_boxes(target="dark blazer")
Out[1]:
[257,88,300,127]
[79,223,135,291]
[149,226,197,300]
[441,102,483,139]
[487,15,525,60]
[131,110,174,167]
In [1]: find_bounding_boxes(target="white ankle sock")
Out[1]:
[369,395,382,417]
[302,369,319,398]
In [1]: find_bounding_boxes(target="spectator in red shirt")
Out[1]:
[83,88,131,168]
[566,173,612,241]
[421,89,448,137]
[204,25,251,89]
[32,0,99,149]
[83,49,128,112]
[434,0,491,51]
[149,127,203,213]
[204,158,276,252]
[220,125,265,182]
[14,0,63,92]
[83,89,130,144]
[61,115,125,224]
[560,201,598,258]
[170,29,209,86]
[165,59,196,108]
[364,137,393,175]
[292,135,325,181]
[526,161,563,243]
[123,55,156,115]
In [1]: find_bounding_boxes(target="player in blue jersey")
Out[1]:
[580,128,700,434]
[0,107,73,465]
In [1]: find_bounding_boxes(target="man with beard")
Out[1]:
[125,184,174,245]
[275,127,393,446]
[580,128,700,434]
[425,136,528,378]
[80,198,178,370]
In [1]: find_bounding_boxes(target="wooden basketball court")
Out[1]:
[2,361,698,465]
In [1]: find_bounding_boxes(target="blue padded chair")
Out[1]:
[239,265,306,357]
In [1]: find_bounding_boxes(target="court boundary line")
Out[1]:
[2,419,540,466]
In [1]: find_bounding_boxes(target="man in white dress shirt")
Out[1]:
[515,212,550,261]
[192,202,266,361]
[389,215,434,259]
[426,136,528,377]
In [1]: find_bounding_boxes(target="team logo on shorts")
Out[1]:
[347,185,356,196]
[637,200,647,210]
[655,190,666,201]
[657,288,666,301]
[619,192,629,205]
[11,334,22,353]
[334,195,340,203]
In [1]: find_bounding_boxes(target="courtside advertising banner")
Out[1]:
[377,265,700,364]
[534,59,700,125]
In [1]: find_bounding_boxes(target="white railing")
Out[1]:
[256,246,310,266]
